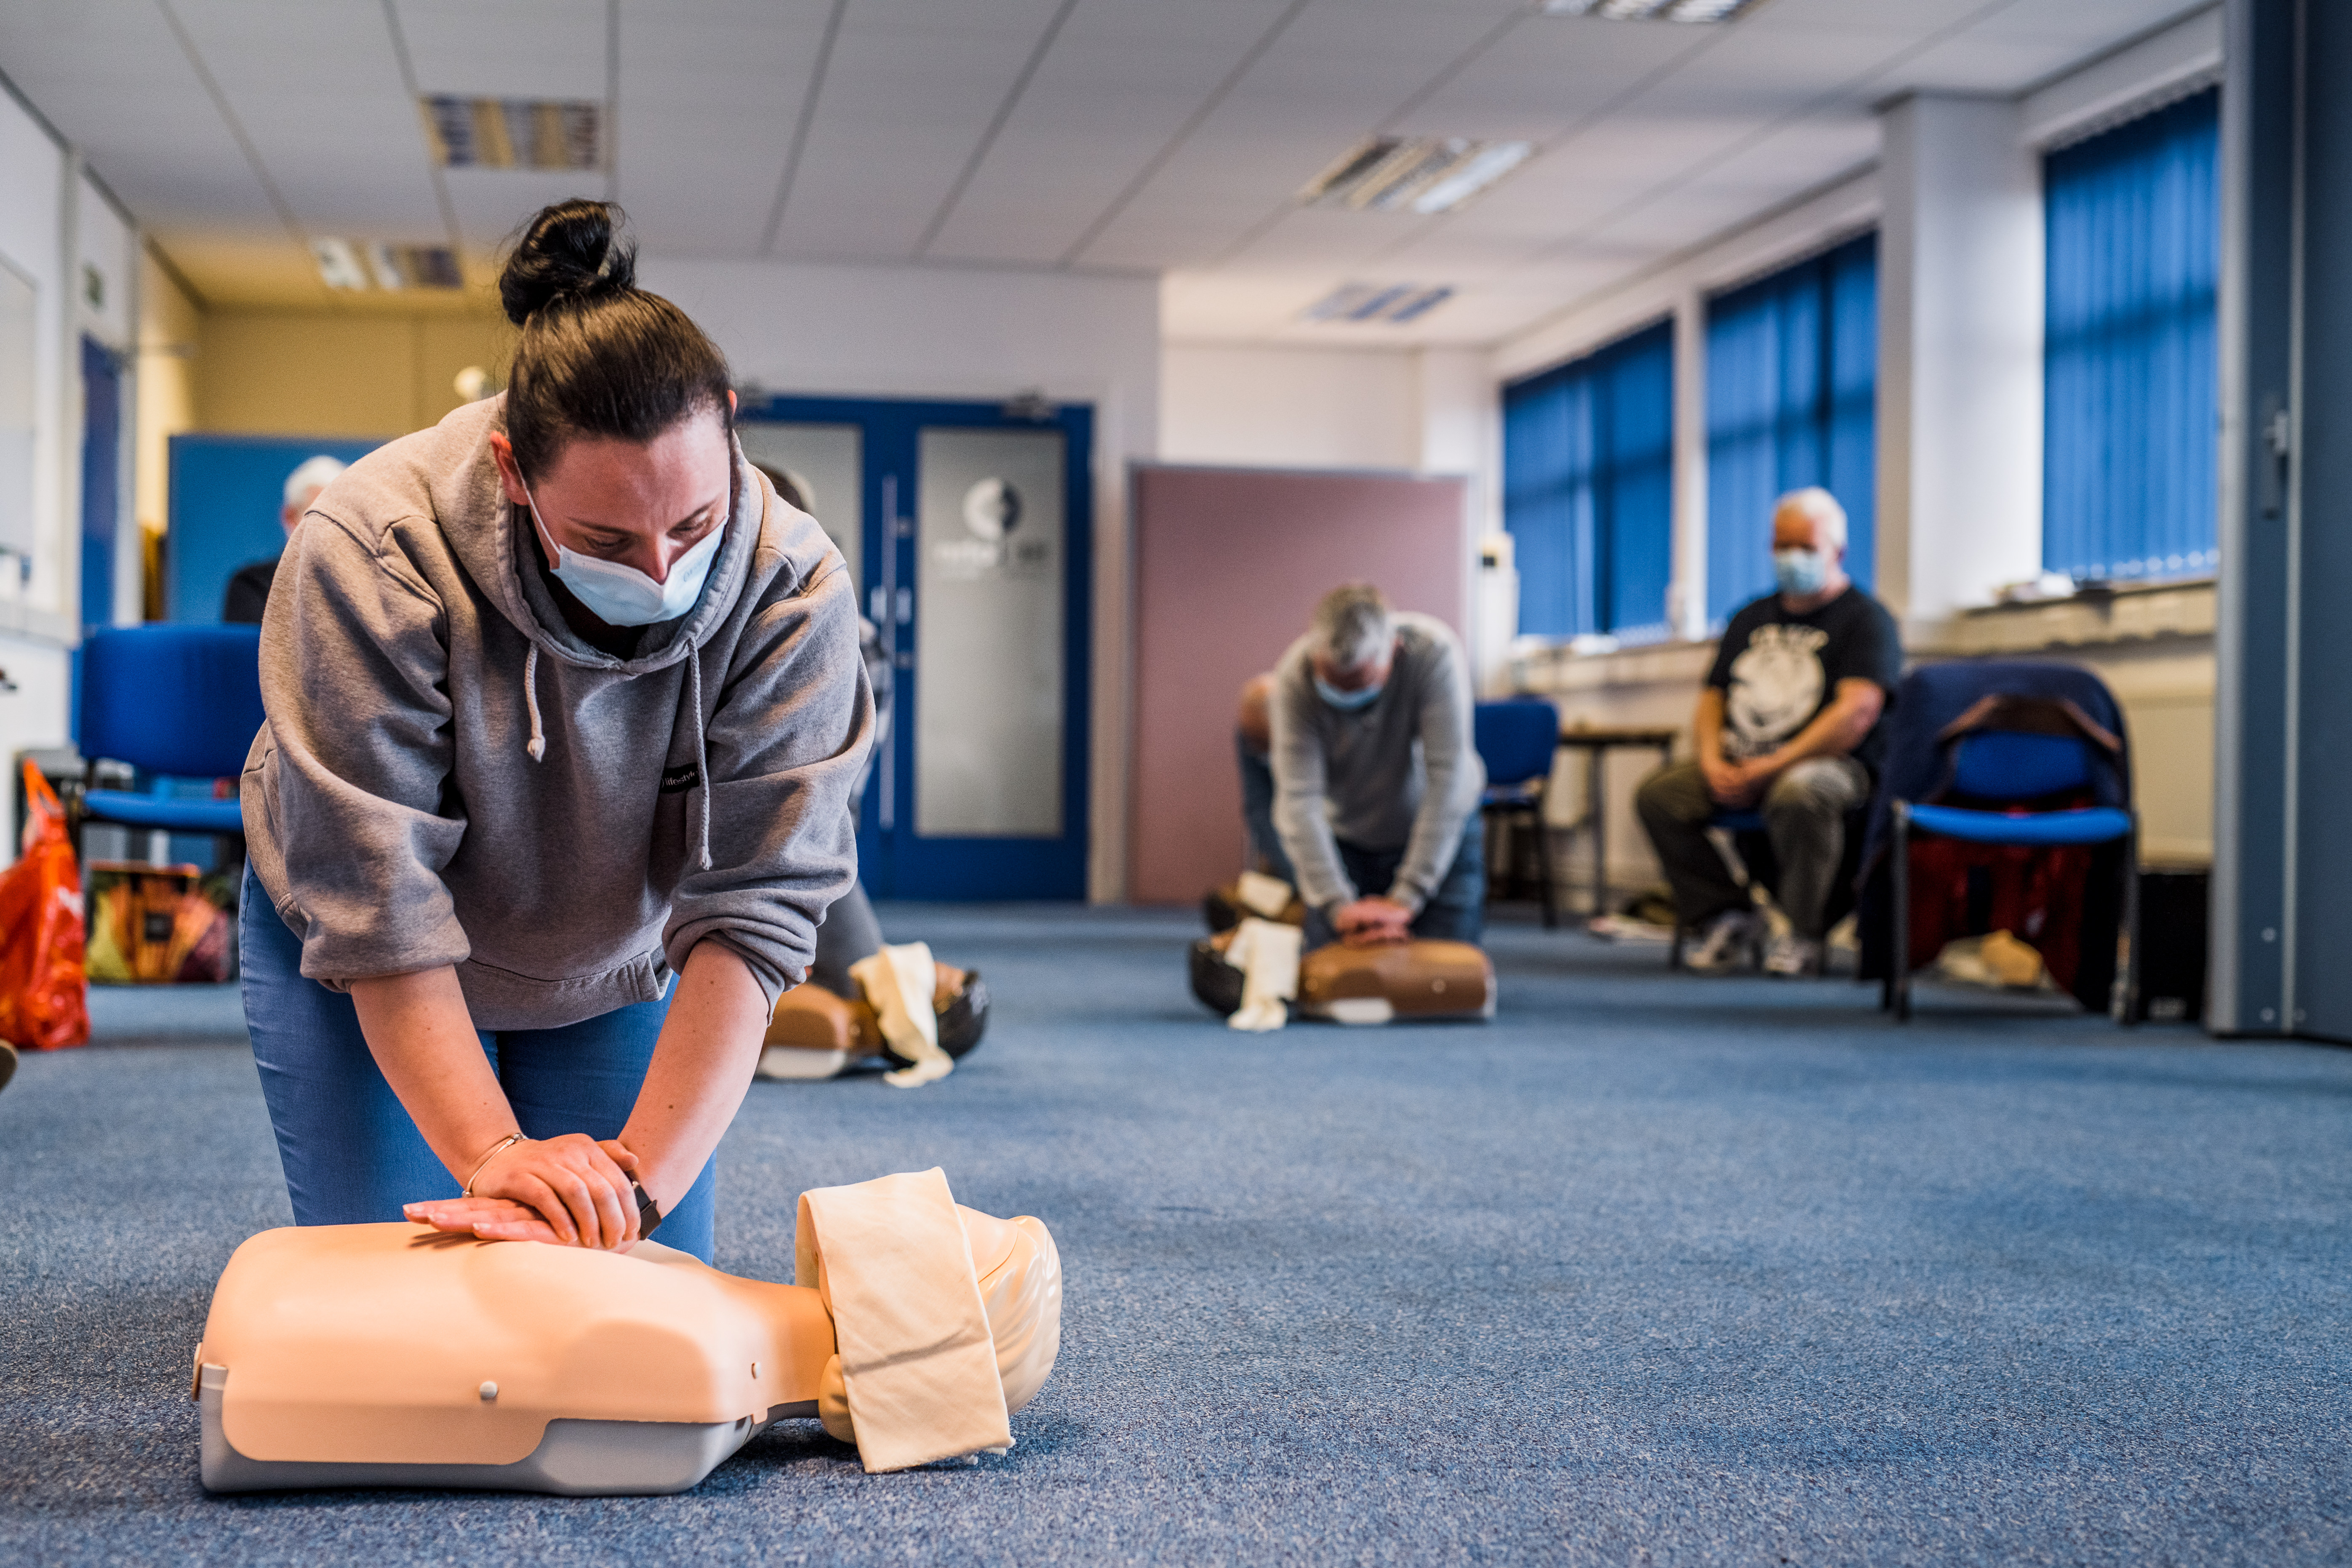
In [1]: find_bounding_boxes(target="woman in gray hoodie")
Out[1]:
[238,201,872,1263]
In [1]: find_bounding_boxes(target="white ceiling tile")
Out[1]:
[0,0,2209,335]
[396,0,610,100]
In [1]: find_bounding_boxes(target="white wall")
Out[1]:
[640,256,1160,903]
[0,85,96,791]
[1876,93,2045,624]
[1161,344,1421,471]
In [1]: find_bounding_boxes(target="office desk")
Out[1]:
[1555,726,1680,918]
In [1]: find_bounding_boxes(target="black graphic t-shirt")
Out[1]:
[1706,585,1902,775]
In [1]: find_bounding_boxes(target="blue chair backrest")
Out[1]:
[1949,731,2094,803]
[80,624,266,779]
[1474,699,1559,788]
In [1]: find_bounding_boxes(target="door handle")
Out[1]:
[2260,392,2292,518]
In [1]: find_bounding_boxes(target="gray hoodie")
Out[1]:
[241,395,872,1030]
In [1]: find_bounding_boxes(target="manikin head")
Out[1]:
[280,455,345,538]
[1308,583,1396,710]
[483,199,738,600]
[1770,486,1851,605]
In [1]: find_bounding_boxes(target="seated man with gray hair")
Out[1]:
[1635,486,1900,977]
[1271,584,1487,951]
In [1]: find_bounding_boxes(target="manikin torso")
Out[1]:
[194,1196,1059,1494]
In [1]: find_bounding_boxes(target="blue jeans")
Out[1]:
[1302,816,1487,951]
[239,866,717,1262]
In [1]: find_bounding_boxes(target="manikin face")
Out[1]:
[489,395,737,585]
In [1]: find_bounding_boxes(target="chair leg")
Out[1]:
[1531,804,1556,930]
[2117,820,2142,1027]
[1892,804,1912,1023]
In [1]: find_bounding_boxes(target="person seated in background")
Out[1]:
[1272,583,1485,951]
[221,454,345,624]
[1233,672,1295,886]
[1635,486,1900,977]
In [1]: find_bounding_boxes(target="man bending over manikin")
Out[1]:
[1270,584,1486,952]
[1634,486,1901,977]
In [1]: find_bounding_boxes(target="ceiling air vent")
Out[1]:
[424,97,603,170]
[1298,137,1532,215]
[1540,0,1762,21]
[312,240,464,292]
[1300,283,1456,325]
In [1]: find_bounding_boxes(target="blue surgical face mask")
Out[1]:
[1315,675,1384,711]
[1773,547,1828,597]
[525,484,723,627]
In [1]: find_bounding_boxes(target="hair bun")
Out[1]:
[499,199,639,325]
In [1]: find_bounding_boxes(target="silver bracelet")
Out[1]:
[463,1132,528,1197]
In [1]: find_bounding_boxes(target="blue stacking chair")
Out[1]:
[1888,726,2137,1023]
[75,625,266,862]
[1474,698,1560,927]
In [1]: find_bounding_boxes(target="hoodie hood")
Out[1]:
[429,395,763,869]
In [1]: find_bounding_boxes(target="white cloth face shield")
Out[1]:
[524,484,723,627]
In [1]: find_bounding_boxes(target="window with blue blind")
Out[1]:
[1703,232,1878,627]
[1501,319,1675,641]
[2043,86,2220,583]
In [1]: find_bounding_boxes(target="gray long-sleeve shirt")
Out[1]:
[1268,613,1485,915]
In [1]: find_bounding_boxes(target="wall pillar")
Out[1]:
[1669,290,1709,642]
[1875,94,2045,624]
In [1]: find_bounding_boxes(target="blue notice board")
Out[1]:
[168,433,386,623]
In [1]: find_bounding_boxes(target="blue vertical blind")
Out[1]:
[1703,233,1878,626]
[1501,320,1675,641]
[2043,87,2220,582]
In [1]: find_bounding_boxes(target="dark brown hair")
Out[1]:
[499,199,733,478]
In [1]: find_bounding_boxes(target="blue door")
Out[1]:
[738,396,1092,901]
[78,335,121,636]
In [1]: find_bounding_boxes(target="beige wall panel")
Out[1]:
[198,309,509,440]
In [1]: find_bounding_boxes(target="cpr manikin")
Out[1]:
[193,1169,1058,1494]
[1192,873,1496,1028]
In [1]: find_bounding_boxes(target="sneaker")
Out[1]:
[1762,931,1824,978]
[1685,910,1763,973]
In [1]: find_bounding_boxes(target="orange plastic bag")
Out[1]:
[0,760,89,1048]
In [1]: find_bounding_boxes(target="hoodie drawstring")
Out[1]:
[687,645,712,871]
[517,634,709,870]
[523,644,547,763]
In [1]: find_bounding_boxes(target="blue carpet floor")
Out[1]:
[4,908,2350,1565]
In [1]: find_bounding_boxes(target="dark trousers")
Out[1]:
[1237,736,1296,885]
[809,879,885,1000]
[1301,816,1487,950]
[1633,756,1870,939]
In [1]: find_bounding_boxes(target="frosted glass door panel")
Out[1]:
[737,422,862,596]
[915,427,1064,837]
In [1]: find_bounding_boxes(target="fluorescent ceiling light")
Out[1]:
[314,240,464,292]
[1410,141,1533,215]
[1541,0,1762,21]
[1298,136,1533,215]
[424,96,602,170]
[311,238,367,291]
[1300,283,1456,325]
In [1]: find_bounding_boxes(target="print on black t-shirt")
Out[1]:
[1724,623,1830,756]
[1707,586,1903,775]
